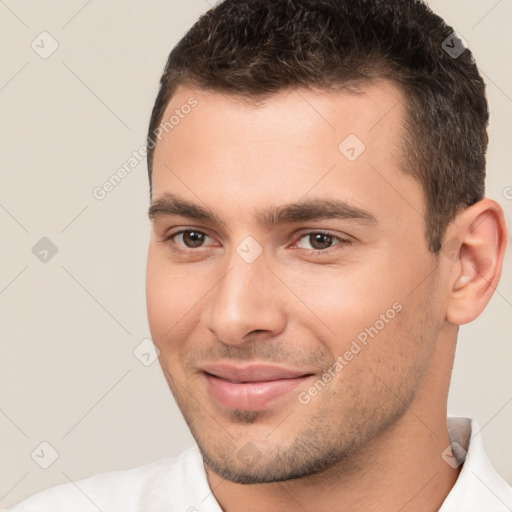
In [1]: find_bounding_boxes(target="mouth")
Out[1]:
[201,362,315,411]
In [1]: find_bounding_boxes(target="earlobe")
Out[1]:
[445,198,507,326]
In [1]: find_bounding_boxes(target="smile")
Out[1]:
[201,362,315,411]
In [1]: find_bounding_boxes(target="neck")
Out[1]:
[206,327,460,512]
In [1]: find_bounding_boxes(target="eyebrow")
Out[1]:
[148,192,377,228]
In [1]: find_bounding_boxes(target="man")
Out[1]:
[7,0,511,510]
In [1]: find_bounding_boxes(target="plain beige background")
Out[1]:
[0,0,511,508]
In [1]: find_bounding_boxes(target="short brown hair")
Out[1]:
[147,0,488,252]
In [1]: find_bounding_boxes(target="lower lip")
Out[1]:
[204,373,312,411]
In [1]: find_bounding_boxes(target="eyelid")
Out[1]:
[161,227,352,254]
[162,228,217,249]
[290,230,351,252]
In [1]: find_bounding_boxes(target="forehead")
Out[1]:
[157,80,405,147]
[151,81,424,229]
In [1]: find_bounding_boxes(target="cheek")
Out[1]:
[299,248,430,364]
[146,272,193,378]
[292,262,401,343]
[146,246,220,366]
[146,247,192,344]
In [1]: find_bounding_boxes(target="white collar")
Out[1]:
[439,417,512,511]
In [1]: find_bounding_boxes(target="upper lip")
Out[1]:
[201,362,314,382]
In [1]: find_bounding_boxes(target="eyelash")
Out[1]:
[161,229,351,255]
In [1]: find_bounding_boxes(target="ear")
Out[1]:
[444,198,508,326]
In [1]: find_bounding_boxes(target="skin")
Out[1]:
[146,82,507,512]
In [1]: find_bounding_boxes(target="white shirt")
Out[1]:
[4,417,511,512]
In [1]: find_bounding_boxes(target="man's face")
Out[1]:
[146,82,445,483]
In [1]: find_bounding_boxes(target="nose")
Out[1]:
[200,250,287,346]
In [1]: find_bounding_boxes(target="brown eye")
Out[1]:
[296,232,340,251]
[174,230,208,248]
[309,233,334,250]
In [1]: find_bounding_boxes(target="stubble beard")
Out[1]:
[181,382,419,485]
